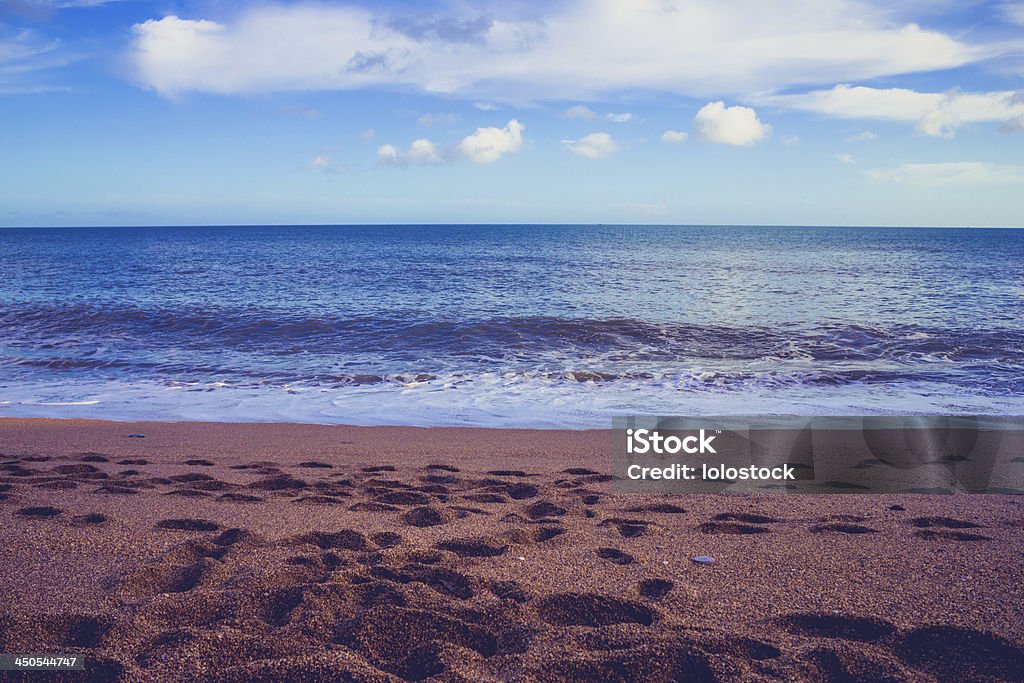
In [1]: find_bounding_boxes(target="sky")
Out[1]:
[1,0,1023,227]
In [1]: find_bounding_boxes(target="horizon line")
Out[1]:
[2,222,1022,230]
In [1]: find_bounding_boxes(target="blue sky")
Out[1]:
[1,0,1023,227]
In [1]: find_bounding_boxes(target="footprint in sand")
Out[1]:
[810,523,879,535]
[217,492,264,503]
[536,593,657,627]
[491,580,529,602]
[155,518,221,532]
[248,474,308,491]
[625,503,686,514]
[436,537,508,557]
[370,531,402,548]
[914,529,990,542]
[350,501,399,513]
[533,526,566,542]
[525,501,567,520]
[600,518,653,538]
[336,605,498,680]
[596,547,635,565]
[298,529,369,551]
[425,464,460,473]
[296,461,333,469]
[893,625,1024,681]
[911,516,982,529]
[700,521,772,535]
[16,505,63,518]
[93,485,139,495]
[374,491,431,506]
[4,613,111,649]
[775,612,896,641]
[53,464,101,476]
[638,578,674,599]
[713,512,777,524]
[464,493,508,504]
[72,513,108,525]
[402,506,452,527]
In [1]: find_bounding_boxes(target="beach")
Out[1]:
[1,418,1022,681]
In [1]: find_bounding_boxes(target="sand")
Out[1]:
[1,418,1022,682]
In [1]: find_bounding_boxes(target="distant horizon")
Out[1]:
[2,222,1023,231]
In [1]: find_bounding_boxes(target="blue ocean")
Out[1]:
[2,225,1023,426]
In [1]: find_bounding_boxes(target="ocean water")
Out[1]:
[2,225,1023,427]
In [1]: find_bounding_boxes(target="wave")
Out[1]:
[3,304,1023,365]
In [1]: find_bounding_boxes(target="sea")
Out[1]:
[2,224,1023,427]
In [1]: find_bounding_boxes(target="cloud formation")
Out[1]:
[661,130,689,143]
[379,119,523,166]
[764,85,1024,137]
[868,162,1024,187]
[694,101,770,146]
[0,25,69,93]
[126,1,998,100]
[1003,3,1024,27]
[377,138,444,166]
[456,119,524,163]
[563,105,596,120]
[416,112,460,127]
[846,130,878,142]
[606,112,632,122]
[563,132,618,158]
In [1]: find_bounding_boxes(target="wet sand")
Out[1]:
[1,418,1022,681]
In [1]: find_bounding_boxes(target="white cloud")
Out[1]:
[378,119,524,166]
[473,102,497,111]
[126,2,1002,100]
[764,85,1024,137]
[694,101,771,146]
[846,130,878,142]
[914,109,958,138]
[563,132,618,158]
[1001,115,1024,133]
[1,0,123,20]
[661,130,688,143]
[780,134,800,145]
[416,112,460,127]
[310,154,331,169]
[1003,2,1024,26]
[0,26,72,93]
[868,162,1024,187]
[833,153,855,164]
[360,128,375,139]
[606,112,632,122]
[456,118,524,163]
[563,105,597,120]
[377,138,444,166]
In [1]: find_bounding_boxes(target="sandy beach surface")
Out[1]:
[1,418,1022,682]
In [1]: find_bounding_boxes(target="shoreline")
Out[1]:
[0,418,614,473]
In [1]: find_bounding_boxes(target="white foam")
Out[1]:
[0,374,1021,428]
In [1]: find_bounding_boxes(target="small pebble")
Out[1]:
[693,555,715,564]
